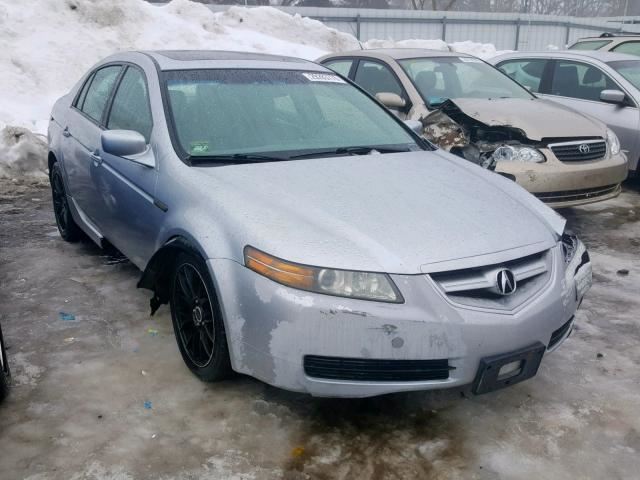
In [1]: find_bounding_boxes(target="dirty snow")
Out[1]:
[0,0,506,179]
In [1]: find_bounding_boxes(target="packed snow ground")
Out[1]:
[0,0,506,178]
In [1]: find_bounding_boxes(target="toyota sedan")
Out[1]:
[48,50,592,397]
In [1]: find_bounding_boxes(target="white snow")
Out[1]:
[0,0,506,178]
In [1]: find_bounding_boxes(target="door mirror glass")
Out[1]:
[102,130,148,158]
[376,92,406,109]
[600,89,626,105]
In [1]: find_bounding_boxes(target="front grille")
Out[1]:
[429,250,552,311]
[534,184,620,204]
[550,140,606,162]
[303,355,450,382]
[549,317,574,350]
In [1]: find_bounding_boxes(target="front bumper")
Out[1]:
[495,150,628,208]
[209,244,590,398]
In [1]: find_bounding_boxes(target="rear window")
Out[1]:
[569,40,612,50]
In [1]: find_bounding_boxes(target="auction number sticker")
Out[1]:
[302,72,346,83]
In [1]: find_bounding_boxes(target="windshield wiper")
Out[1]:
[187,153,288,165]
[288,145,411,160]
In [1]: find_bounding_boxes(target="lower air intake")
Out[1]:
[304,355,450,382]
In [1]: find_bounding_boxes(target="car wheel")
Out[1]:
[50,162,82,242]
[169,252,232,382]
[0,328,9,403]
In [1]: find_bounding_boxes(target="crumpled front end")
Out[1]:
[209,238,591,398]
[420,99,628,207]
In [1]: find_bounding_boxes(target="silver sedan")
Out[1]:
[48,50,592,398]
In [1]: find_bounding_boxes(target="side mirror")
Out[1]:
[600,89,626,105]
[376,92,407,110]
[101,130,154,168]
[404,119,423,135]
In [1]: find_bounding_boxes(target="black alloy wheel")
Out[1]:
[170,253,231,381]
[50,162,81,242]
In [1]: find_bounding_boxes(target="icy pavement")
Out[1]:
[0,178,639,479]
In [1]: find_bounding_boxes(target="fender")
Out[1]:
[137,236,204,315]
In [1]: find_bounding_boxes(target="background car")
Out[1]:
[569,33,640,56]
[0,322,9,402]
[319,49,629,207]
[492,50,640,176]
[48,50,591,398]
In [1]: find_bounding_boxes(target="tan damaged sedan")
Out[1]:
[318,49,628,207]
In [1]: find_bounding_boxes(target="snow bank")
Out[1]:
[0,0,505,179]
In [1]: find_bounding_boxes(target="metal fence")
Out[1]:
[206,5,640,51]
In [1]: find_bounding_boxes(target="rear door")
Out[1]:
[97,65,160,267]
[496,58,551,94]
[63,64,122,226]
[540,59,639,160]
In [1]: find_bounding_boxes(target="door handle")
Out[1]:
[90,151,102,166]
[62,127,71,138]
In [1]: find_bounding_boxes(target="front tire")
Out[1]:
[50,162,82,242]
[169,252,231,382]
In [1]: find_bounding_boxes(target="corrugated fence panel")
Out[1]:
[204,5,640,52]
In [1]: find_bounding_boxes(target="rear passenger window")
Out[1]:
[550,60,618,101]
[612,41,640,56]
[324,60,353,77]
[107,67,153,142]
[497,59,547,93]
[354,60,404,99]
[81,66,122,123]
[74,73,94,110]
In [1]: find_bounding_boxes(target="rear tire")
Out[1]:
[50,162,82,242]
[169,252,232,382]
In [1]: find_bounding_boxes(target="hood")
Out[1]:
[445,97,606,141]
[196,151,561,274]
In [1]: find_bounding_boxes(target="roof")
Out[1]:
[139,50,320,71]
[491,49,639,64]
[324,48,468,61]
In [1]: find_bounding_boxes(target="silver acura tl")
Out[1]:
[48,50,592,398]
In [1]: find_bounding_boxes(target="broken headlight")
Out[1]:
[561,233,592,301]
[244,246,403,303]
[606,128,620,157]
[492,145,545,163]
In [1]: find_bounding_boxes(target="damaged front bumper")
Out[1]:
[209,242,591,398]
[495,150,628,208]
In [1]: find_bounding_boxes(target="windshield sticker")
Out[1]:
[190,141,210,154]
[459,57,483,63]
[302,72,346,83]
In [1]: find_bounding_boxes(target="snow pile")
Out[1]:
[0,0,505,179]
[363,38,509,59]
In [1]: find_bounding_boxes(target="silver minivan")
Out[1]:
[491,50,640,175]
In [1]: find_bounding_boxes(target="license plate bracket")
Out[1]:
[472,342,546,395]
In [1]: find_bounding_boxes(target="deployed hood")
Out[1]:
[195,151,561,274]
[443,97,605,141]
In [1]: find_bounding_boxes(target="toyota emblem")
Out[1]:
[578,143,591,154]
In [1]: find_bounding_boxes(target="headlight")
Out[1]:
[492,145,545,163]
[561,232,578,265]
[244,246,403,303]
[606,128,620,157]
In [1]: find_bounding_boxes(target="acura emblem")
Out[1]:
[496,269,517,295]
[578,143,590,154]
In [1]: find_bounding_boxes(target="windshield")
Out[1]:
[398,57,534,108]
[607,60,640,90]
[164,69,419,160]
